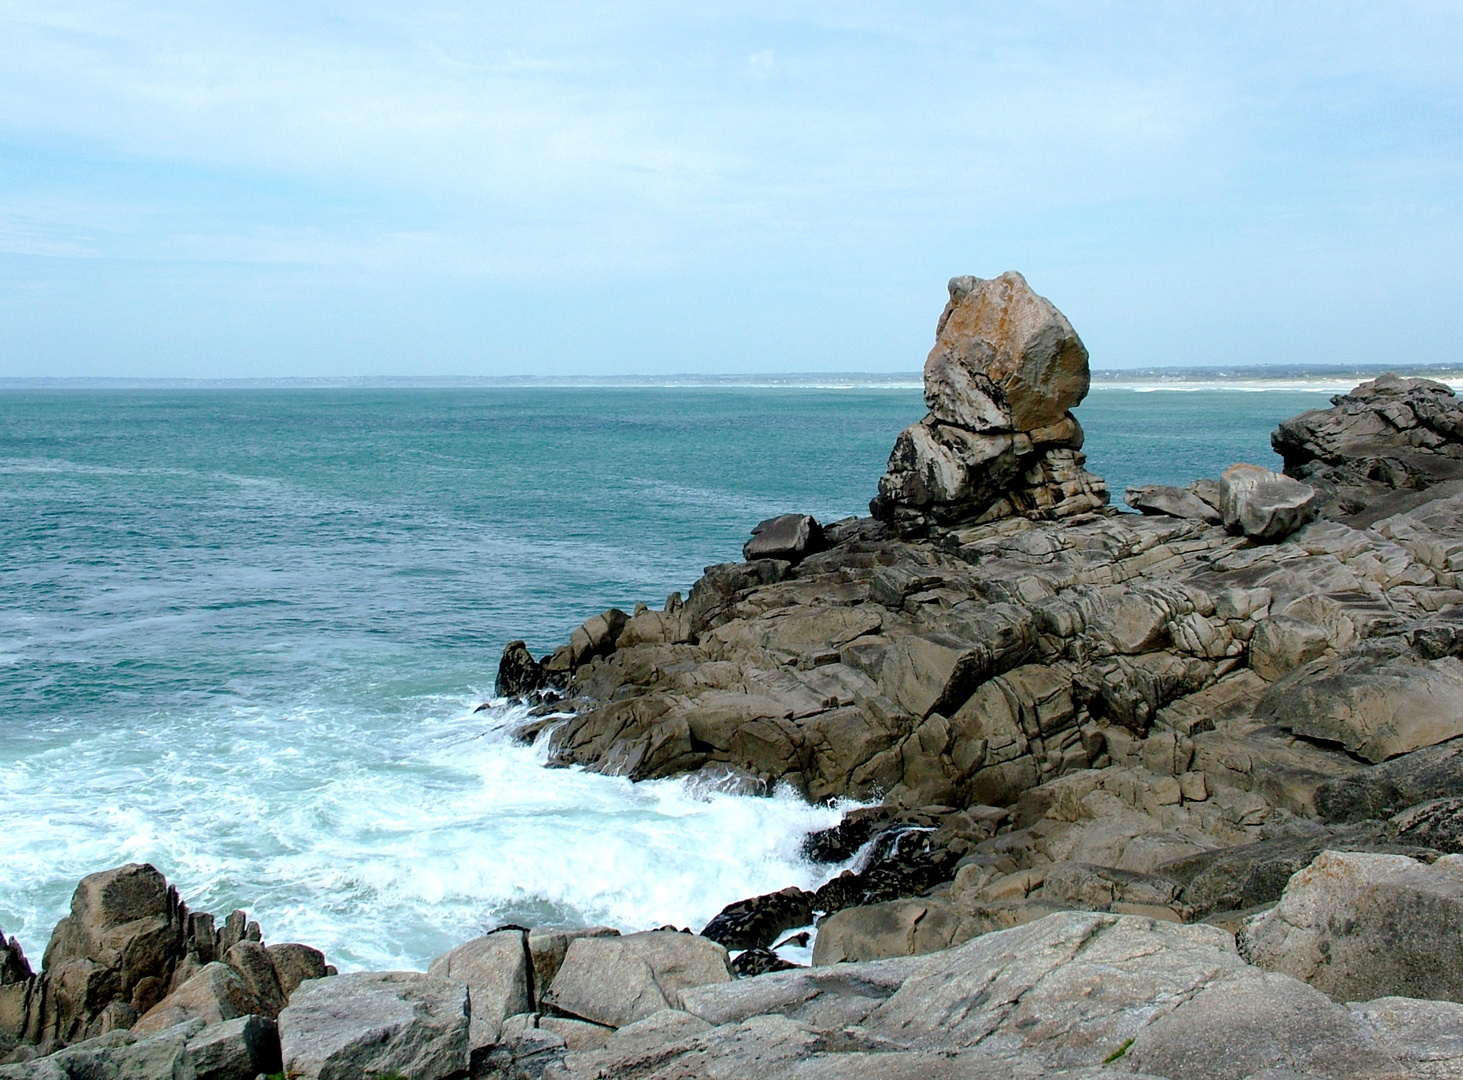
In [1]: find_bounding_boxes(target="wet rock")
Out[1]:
[700,888,814,951]
[743,514,824,564]
[495,640,547,699]
[1219,463,1318,540]
[427,929,531,1049]
[277,971,469,1080]
[1239,849,1463,1004]
[728,949,798,978]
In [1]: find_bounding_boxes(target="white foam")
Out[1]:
[0,699,852,971]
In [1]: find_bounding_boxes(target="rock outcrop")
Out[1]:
[488,278,1463,1056]
[0,864,332,1069]
[870,272,1109,534]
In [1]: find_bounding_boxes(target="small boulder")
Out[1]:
[526,927,619,1010]
[495,640,546,700]
[185,1014,282,1080]
[277,971,469,1080]
[221,941,284,1017]
[699,888,814,951]
[1239,850,1463,1003]
[264,943,328,1001]
[427,930,531,1049]
[743,514,824,565]
[1219,463,1318,541]
[1125,484,1222,524]
[541,931,731,1029]
[1390,797,1463,854]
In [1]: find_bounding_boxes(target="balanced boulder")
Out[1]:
[743,514,823,564]
[1219,463,1318,540]
[872,272,1107,533]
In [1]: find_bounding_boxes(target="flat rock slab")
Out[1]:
[542,931,731,1028]
[1240,849,1463,1004]
[278,971,468,1080]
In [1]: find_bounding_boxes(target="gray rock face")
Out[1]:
[185,1014,281,1080]
[1260,652,1463,762]
[560,911,1426,1080]
[1239,850,1463,1004]
[1126,484,1222,523]
[810,898,961,965]
[1219,463,1318,540]
[872,273,1107,533]
[427,929,531,1048]
[541,931,731,1029]
[277,971,469,1080]
[743,514,824,564]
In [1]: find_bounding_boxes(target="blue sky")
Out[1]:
[1,2,1459,377]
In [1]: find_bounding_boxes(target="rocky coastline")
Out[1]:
[6,273,1463,1078]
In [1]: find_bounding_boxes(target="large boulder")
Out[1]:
[185,1014,282,1080]
[426,930,531,1049]
[871,273,1106,532]
[1219,463,1318,541]
[742,514,823,564]
[810,898,963,965]
[1125,484,1221,523]
[540,931,731,1029]
[277,971,468,1080]
[923,271,1090,432]
[1239,850,1463,1003]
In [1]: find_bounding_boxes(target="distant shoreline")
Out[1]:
[4,364,1461,392]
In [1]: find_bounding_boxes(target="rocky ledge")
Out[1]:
[6,273,1463,1079]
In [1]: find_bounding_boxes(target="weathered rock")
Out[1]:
[1260,652,1463,762]
[132,962,267,1035]
[871,273,1104,531]
[811,898,962,965]
[1314,736,1463,823]
[699,888,813,951]
[541,931,731,1029]
[743,514,824,564]
[264,943,328,1001]
[0,1021,204,1080]
[495,640,547,699]
[1248,614,1331,681]
[1351,995,1463,1078]
[1239,850,1463,1004]
[924,271,1090,432]
[221,940,284,1017]
[185,1014,281,1080]
[1125,484,1222,524]
[1390,797,1463,854]
[277,971,469,1080]
[427,929,531,1048]
[526,927,619,1011]
[1219,462,1318,540]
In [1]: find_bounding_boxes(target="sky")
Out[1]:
[0,2,1460,378]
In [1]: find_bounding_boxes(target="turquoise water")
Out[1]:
[0,386,1331,969]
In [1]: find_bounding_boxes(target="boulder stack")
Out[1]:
[871,272,1109,534]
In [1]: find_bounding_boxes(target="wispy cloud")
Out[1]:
[0,2,1459,375]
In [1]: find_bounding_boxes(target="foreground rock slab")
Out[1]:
[1240,849,1463,1004]
[542,930,731,1029]
[277,971,468,1080]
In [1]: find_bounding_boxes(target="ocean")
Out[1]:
[0,385,1333,970]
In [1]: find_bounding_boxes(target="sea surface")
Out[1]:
[0,385,1332,970]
